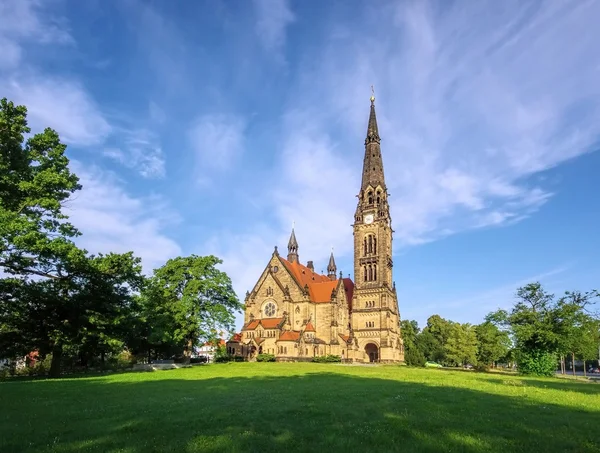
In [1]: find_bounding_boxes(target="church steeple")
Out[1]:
[327,249,337,280]
[287,227,299,263]
[361,89,386,191]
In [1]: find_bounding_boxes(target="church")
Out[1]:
[227,94,404,363]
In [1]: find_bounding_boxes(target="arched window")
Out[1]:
[368,265,373,281]
[368,191,373,204]
[364,266,367,282]
[374,265,377,281]
[368,235,373,253]
[363,238,367,256]
[373,237,377,254]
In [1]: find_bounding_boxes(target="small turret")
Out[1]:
[287,227,299,263]
[327,249,337,280]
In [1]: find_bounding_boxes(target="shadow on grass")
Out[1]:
[1,370,599,453]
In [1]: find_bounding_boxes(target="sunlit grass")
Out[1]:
[1,363,599,452]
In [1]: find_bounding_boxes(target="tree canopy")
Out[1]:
[0,98,242,376]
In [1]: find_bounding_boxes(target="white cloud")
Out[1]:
[104,129,166,179]
[188,115,245,177]
[208,1,600,311]
[0,0,73,69]
[3,75,112,147]
[253,0,295,57]
[272,0,600,248]
[66,162,181,273]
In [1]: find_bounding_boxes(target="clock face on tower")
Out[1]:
[364,214,374,224]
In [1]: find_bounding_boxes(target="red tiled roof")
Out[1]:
[309,280,338,303]
[244,320,260,330]
[304,322,315,332]
[229,333,242,342]
[339,333,351,343]
[260,317,284,329]
[278,331,301,341]
[243,318,284,331]
[280,258,331,286]
[203,339,226,347]
[280,258,354,305]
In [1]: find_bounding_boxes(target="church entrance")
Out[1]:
[364,343,379,363]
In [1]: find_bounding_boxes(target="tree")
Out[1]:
[444,323,478,367]
[401,320,425,366]
[487,282,599,376]
[416,329,445,363]
[475,321,511,368]
[141,255,241,364]
[419,315,452,364]
[0,98,144,376]
[0,252,143,376]
[0,98,82,280]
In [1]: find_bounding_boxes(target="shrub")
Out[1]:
[256,353,276,362]
[404,347,426,367]
[517,350,557,376]
[214,345,231,363]
[312,355,341,363]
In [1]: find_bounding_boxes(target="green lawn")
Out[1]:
[1,364,599,452]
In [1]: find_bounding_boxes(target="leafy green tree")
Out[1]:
[487,282,598,376]
[419,315,452,364]
[0,252,143,376]
[0,98,144,376]
[416,329,445,363]
[475,321,511,368]
[444,323,478,367]
[401,320,425,366]
[141,255,241,364]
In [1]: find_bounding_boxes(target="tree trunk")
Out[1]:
[183,338,193,365]
[572,352,576,376]
[583,360,586,377]
[49,343,63,378]
[561,355,565,374]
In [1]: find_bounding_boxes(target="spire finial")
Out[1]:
[370,85,375,104]
[287,224,299,263]
[327,248,337,280]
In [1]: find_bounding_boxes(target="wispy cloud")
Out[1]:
[0,0,73,69]
[188,114,246,178]
[272,0,600,248]
[206,1,600,317]
[4,75,112,147]
[104,129,166,179]
[253,0,295,58]
[67,162,181,273]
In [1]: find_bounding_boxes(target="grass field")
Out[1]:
[1,363,599,453]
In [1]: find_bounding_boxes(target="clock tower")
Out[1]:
[351,93,403,363]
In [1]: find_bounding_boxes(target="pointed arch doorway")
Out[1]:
[364,343,379,363]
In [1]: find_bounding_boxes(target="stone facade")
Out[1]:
[227,96,404,363]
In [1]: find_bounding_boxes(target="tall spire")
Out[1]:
[327,248,337,280]
[361,88,385,191]
[287,226,299,263]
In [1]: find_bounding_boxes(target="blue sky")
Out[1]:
[1,0,599,330]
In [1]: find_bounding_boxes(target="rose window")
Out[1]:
[264,302,276,317]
